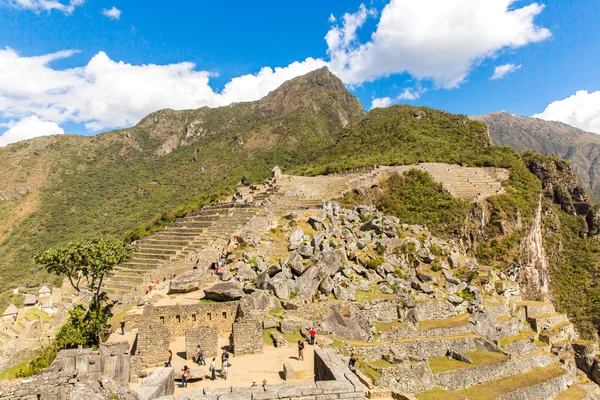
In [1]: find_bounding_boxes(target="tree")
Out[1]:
[33,238,131,347]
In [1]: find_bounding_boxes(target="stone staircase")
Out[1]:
[103,203,267,300]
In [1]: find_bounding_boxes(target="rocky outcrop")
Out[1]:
[203,281,245,301]
[322,304,371,341]
[168,269,205,294]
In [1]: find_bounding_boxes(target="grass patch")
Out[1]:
[108,305,133,327]
[456,364,565,400]
[419,313,470,331]
[495,315,512,322]
[262,328,276,346]
[555,384,589,400]
[356,361,381,382]
[0,357,34,380]
[282,327,304,343]
[499,331,533,347]
[268,307,284,317]
[428,350,508,374]
[355,290,394,302]
[24,309,53,322]
[374,320,407,332]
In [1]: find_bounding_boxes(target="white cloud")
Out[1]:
[491,63,522,80]
[534,90,600,134]
[0,48,326,135]
[398,88,421,101]
[328,13,336,23]
[327,0,550,88]
[0,116,64,146]
[102,6,121,19]
[371,97,393,109]
[2,0,84,14]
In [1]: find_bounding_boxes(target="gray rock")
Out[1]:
[237,264,257,281]
[279,320,296,334]
[289,226,304,243]
[268,277,292,300]
[333,285,356,301]
[255,271,271,289]
[204,281,244,301]
[418,248,435,263]
[380,285,393,295]
[322,303,371,341]
[294,265,325,298]
[298,244,314,258]
[237,230,260,247]
[285,212,302,221]
[417,272,436,283]
[168,269,205,294]
[446,350,472,363]
[448,252,459,269]
[447,295,464,305]
[319,277,334,295]
[242,290,281,311]
[311,234,324,247]
[308,216,324,231]
[270,331,288,347]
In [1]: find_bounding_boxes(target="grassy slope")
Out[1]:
[1,92,599,339]
[0,68,364,309]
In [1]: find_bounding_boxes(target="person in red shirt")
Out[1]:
[309,328,316,345]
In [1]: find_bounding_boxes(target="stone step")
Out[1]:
[170,221,213,228]
[142,239,192,247]
[109,274,146,284]
[131,252,173,261]
[134,246,180,255]
[517,301,556,318]
[542,322,577,345]
[121,262,161,271]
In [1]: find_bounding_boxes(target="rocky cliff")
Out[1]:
[472,111,600,202]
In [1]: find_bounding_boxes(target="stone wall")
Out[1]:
[186,326,219,360]
[149,302,239,336]
[357,299,400,323]
[48,342,131,383]
[175,348,365,400]
[0,370,81,399]
[138,321,171,367]
[232,317,263,355]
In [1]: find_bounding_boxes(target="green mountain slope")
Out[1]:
[472,111,600,201]
[1,71,600,337]
[0,67,364,307]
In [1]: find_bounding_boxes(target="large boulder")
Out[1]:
[322,304,371,341]
[288,226,304,250]
[236,263,257,281]
[241,290,281,312]
[237,231,260,247]
[294,265,325,298]
[168,269,205,294]
[203,281,244,301]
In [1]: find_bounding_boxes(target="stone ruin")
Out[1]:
[185,326,218,360]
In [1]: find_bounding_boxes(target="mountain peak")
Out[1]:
[258,67,365,122]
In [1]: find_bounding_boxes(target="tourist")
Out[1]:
[348,354,357,373]
[222,357,229,380]
[297,340,305,361]
[262,379,268,391]
[309,328,316,345]
[210,358,216,380]
[120,320,125,335]
[251,380,257,387]
[166,350,172,367]
[181,365,190,389]
[197,345,206,365]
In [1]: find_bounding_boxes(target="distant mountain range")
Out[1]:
[472,112,600,201]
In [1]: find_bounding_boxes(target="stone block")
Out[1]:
[253,391,281,400]
[204,387,233,395]
[278,387,302,397]
[220,393,253,400]
[283,362,296,381]
[280,320,296,334]
[316,395,341,400]
[186,326,219,360]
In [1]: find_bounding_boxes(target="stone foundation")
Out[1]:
[148,302,239,336]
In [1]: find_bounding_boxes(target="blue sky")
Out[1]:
[0,0,599,145]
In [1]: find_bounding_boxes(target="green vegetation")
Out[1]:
[13,344,59,378]
[428,350,508,374]
[33,238,131,349]
[419,313,470,331]
[378,170,469,237]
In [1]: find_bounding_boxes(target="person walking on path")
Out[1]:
[297,340,305,361]
[120,320,125,335]
[209,358,216,381]
[166,350,172,367]
[181,365,190,389]
[309,328,316,345]
[222,357,229,380]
